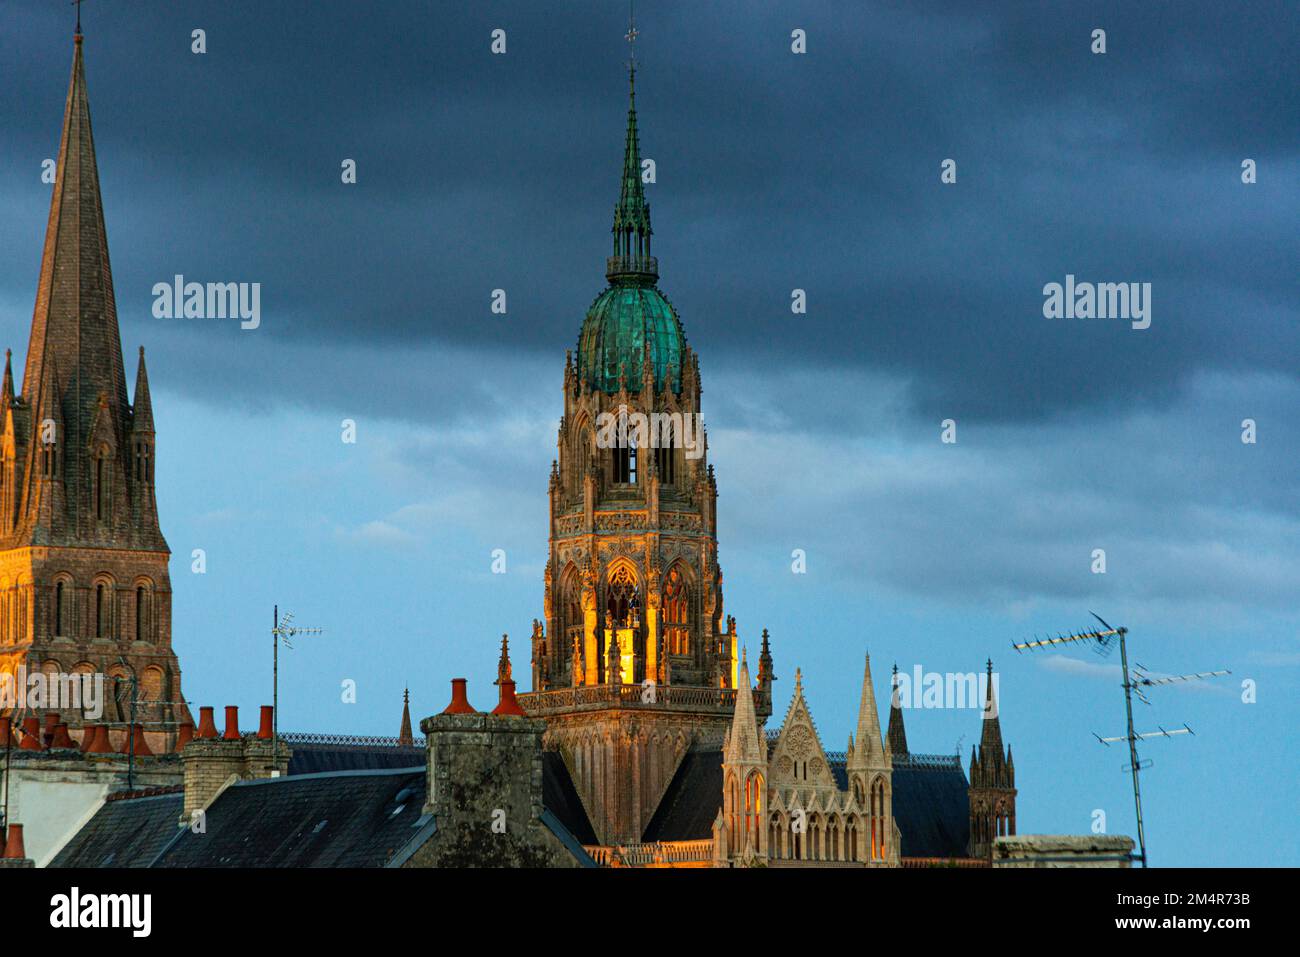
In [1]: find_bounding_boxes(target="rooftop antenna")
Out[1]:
[272,606,323,773]
[1012,612,1228,868]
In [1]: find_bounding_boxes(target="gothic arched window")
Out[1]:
[606,565,638,628]
[662,567,689,655]
[871,777,888,860]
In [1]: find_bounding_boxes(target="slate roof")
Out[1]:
[641,747,971,858]
[542,751,598,845]
[152,767,431,868]
[287,742,427,775]
[51,755,599,868]
[48,790,185,868]
[641,749,723,842]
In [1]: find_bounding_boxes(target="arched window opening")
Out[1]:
[54,580,65,637]
[662,567,689,655]
[606,566,639,628]
[95,583,106,639]
[871,778,887,860]
[135,586,148,641]
[95,450,108,520]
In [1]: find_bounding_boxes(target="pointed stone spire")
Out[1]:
[131,347,154,433]
[23,34,131,479]
[886,663,909,758]
[847,653,888,769]
[398,688,413,746]
[1,350,12,408]
[979,658,1004,757]
[724,649,764,766]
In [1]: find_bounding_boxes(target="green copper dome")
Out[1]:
[575,64,684,394]
[577,285,684,394]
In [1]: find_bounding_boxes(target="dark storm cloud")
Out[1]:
[0,0,1296,425]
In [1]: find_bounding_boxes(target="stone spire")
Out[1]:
[846,653,887,770]
[131,347,154,433]
[21,33,133,521]
[978,658,1004,758]
[1,351,13,408]
[886,663,909,757]
[724,649,764,766]
[398,688,413,746]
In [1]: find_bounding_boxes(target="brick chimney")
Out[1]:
[181,705,292,821]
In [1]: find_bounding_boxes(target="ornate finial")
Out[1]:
[892,662,899,676]
[794,667,802,694]
[496,634,512,684]
[625,0,639,73]
[72,0,84,35]
[741,646,748,668]
[403,687,409,704]
[986,657,994,676]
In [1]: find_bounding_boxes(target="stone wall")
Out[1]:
[992,834,1135,868]
[404,711,578,868]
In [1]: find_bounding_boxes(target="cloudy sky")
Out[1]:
[2,1,1296,865]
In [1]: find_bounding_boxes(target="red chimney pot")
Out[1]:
[222,706,241,740]
[442,678,476,714]
[196,706,219,739]
[19,717,43,751]
[492,679,527,717]
[50,723,77,749]
[173,721,194,753]
[2,824,26,860]
[257,705,274,739]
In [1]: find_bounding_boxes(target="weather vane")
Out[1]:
[625,1,638,71]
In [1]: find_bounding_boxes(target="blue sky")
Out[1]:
[1,1,1296,865]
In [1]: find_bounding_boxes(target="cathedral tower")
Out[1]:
[968,660,1016,858]
[518,44,771,844]
[0,32,190,746]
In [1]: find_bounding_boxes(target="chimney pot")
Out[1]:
[119,723,153,757]
[0,717,14,748]
[196,706,219,739]
[50,723,77,749]
[257,705,274,739]
[491,679,527,717]
[442,678,476,714]
[19,717,43,751]
[2,824,25,860]
[173,721,194,752]
[43,711,59,747]
[88,724,113,754]
[223,706,241,740]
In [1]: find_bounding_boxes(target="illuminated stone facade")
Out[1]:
[0,35,190,752]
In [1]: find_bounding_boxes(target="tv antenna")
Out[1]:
[272,606,323,768]
[1013,612,1228,868]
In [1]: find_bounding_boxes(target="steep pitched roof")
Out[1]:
[641,748,724,842]
[152,768,431,868]
[723,650,764,767]
[886,664,909,757]
[47,790,184,868]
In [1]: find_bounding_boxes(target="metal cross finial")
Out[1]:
[72,0,84,34]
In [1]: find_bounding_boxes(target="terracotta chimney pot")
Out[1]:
[196,706,219,739]
[441,678,476,714]
[119,723,153,757]
[257,705,274,739]
[50,723,77,749]
[19,717,43,751]
[491,679,527,717]
[87,724,113,754]
[2,824,25,860]
[222,706,241,740]
[173,721,194,752]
